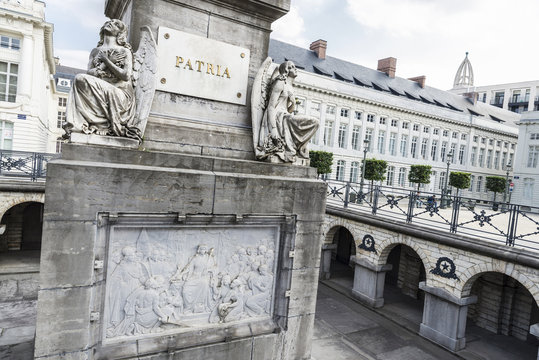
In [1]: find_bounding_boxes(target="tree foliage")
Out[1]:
[363,158,387,182]
[486,176,506,202]
[309,151,333,176]
[408,165,432,191]
[449,172,471,190]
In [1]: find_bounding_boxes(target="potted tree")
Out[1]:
[449,172,471,208]
[309,151,333,179]
[364,158,387,201]
[486,176,506,211]
[408,165,432,192]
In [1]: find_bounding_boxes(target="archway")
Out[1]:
[462,272,539,359]
[382,244,426,328]
[330,226,355,281]
[0,201,43,252]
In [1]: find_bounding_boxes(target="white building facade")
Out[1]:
[0,0,56,153]
[511,112,539,208]
[269,40,519,200]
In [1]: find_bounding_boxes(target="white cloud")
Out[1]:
[55,49,89,70]
[271,5,308,47]
[46,0,107,30]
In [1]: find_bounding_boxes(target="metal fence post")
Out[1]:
[506,204,518,246]
[372,185,379,215]
[406,190,414,223]
[450,195,460,233]
[344,182,350,208]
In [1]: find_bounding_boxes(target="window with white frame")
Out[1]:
[402,122,409,129]
[0,61,18,102]
[431,140,438,161]
[523,178,535,200]
[423,126,430,134]
[0,35,20,50]
[58,97,67,107]
[450,144,457,163]
[470,146,477,166]
[350,162,359,183]
[481,137,486,144]
[494,150,500,169]
[509,152,514,165]
[528,146,539,168]
[473,135,478,142]
[377,130,385,154]
[461,134,467,141]
[398,168,406,187]
[351,126,361,150]
[57,111,66,128]
[56,140,62,153]
[486,149,493,168]
[340,108,349,117]
[433,128,439,135]
[476,176,482,192]
[365,128,373,150]
[386,166,395,186]
[354,111,362,120]
[389,133,397,156]
[496,140,502,146]
[489,139,493,145]
[413,124,419,131]
[400,135,408,157]
[502,152,508,168]
[323,120,333,146]
[421,138,428,159]
[367,114,375,123]
[443,130,449,137]
[511,143,515,150]
[530,133,539,140]
[391,119,398,127]
[439,172,446,190]
[452,132,458,139]
[379,117,386,125]
[459,145,465,165]
[337,123,347,148]
[441,142,447,162]
[479,148,485,167]
[326,105,336,115]
[469,175,475,191]
[336,160,345,181]
[411,136,418,158]
[310,101,320,113]
[0,120,13,149]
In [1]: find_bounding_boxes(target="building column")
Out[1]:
[351,256,392,308]
[18,34,34,103]
[319,243,337,280]
[419,282,477,352]
[529,324,539,360]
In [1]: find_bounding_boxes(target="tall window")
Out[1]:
[439,172,446,190]
[486,149,493,168]
[0,120,13,149]
[377,130,385,154]
[400,135,408,157]
[459,145,465,165]
[337,123,347,148]
[476,176,482,192]
[350,162,359,183]
[0,35,20,50]
[478,148,485,167]
[323,120,333,146]
[336,160,345,181]
[58,97,67,107]
[450,144,456,163]
[326,105,336,115]
[0,62,18,103]
[389,133,397,156]
[57,111,66,128]
[469,175,475,191]
[351,126,361,150]
[502,152,508,168]
[411,137,418,158]
[470,147,477,166]
[365,128,373,150]
[509,152,514,165]
[430,140,438,161]
[421,138,428,159]
[494,150,500,169]
[398,168,406,187]
[523,178,535,200]
[441,142,447,162]
[528,146,539,168]
[56,140,62,153]
[386,166,395,186]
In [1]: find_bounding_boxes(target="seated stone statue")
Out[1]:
[251,58,319,165]
[63,19,157,144]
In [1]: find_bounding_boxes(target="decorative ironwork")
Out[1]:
[473,210,491,227]
[358,234,377,253]
[0,150,59,181]
[430,257,459,281]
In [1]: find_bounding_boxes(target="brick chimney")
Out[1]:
[377,57,397,78]
[463,91,478,104]
[310,39,327,59]
[408,75,426,88]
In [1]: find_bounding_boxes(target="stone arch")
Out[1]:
[375,235,432,271]
[0,193,44,222]
[457,264,539,305]
[322,217,357,245]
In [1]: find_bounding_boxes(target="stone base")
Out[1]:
[319,244,337,280]
[351,257,392,309]
[419,323,466,352]
[70,133,140,149]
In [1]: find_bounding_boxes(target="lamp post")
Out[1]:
[441,152,453,209]
[359,139,370,204]
[503,161,512,204]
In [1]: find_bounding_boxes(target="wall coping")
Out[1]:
[420,282,477,306]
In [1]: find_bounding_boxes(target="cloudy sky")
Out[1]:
[46,0,539,90]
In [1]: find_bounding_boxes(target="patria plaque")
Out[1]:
[156,26,250,105]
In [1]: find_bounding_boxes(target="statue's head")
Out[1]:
[197,244,209,255]
[98,19,131,50]
[279,61,297,78]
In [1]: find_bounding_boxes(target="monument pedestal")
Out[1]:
[419,282,477,352]
[34,144,326,359]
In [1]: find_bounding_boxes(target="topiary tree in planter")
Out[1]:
[486,176,506,206]
[449,172,471,197]
[408,165,432,192]
[309,151,333,179]
[363,158,387,200]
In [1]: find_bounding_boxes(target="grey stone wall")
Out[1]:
[396,246,424,300]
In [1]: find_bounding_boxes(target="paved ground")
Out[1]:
[316,272,539,360]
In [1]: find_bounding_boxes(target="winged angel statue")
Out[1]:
[63,19,157,144]
[251,58,319,165]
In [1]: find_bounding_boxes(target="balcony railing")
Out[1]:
[0,150,59,181]
[490,99,504,107]
[325,179,539,251]
[509,96,530,104]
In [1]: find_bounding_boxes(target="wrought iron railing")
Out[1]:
[325,179,539,251]
[0,150,59,181]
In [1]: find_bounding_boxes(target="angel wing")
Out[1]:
[251,57,273,158]
[130,26,157,143]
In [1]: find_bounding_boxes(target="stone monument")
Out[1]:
[33,1,325,359]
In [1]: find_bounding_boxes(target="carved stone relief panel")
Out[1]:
[101,218,282,341]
